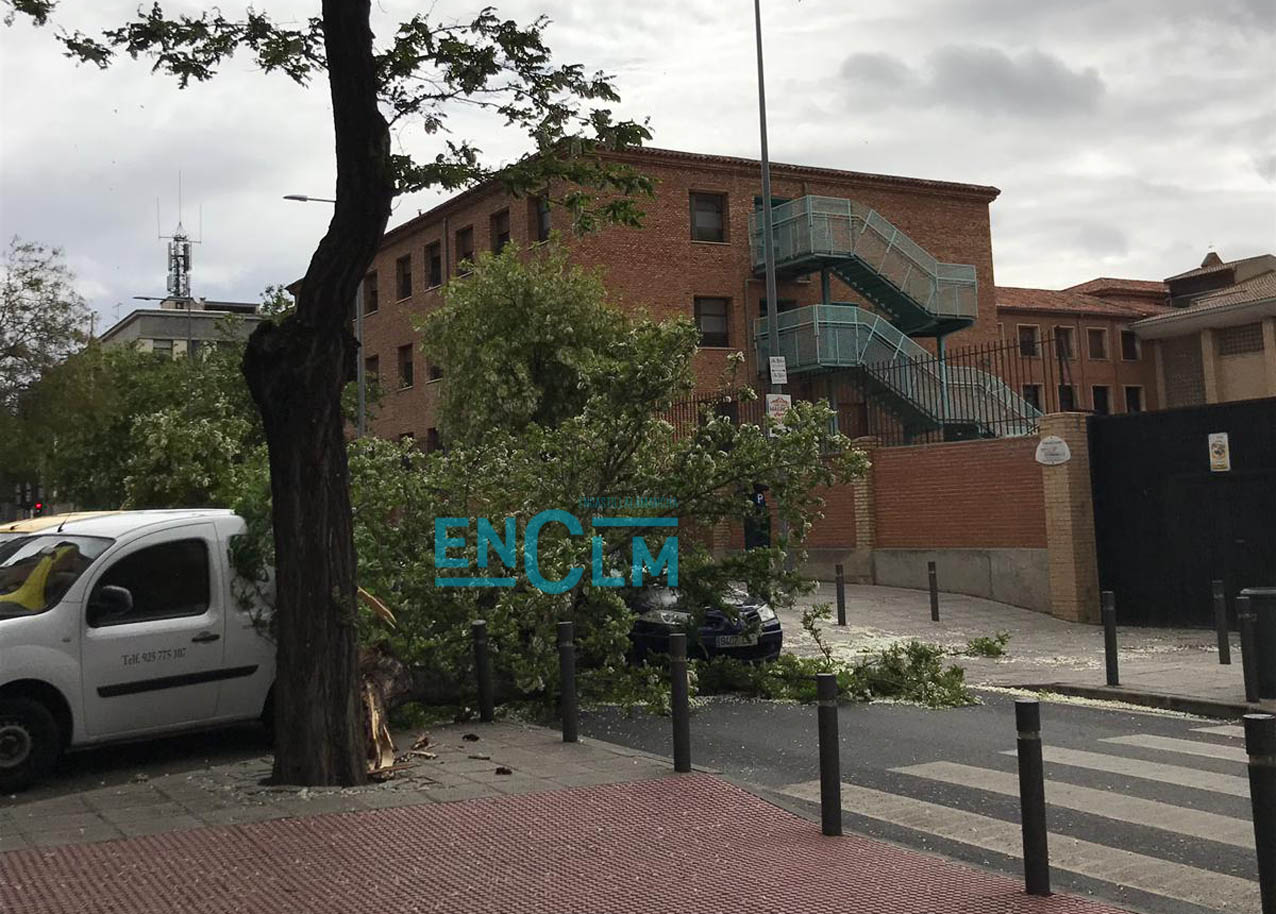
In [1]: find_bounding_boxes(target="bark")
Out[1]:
[242,0,394,786]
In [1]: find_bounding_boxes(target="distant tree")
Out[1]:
[0,237,91,411]
[7,0,650,785]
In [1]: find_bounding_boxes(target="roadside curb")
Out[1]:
[1016,682,1275,719]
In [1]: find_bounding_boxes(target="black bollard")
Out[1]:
[670,633,691,773]
[1243,714,1275,913]
[928,561,940,622]
[1240,597,1260,704]
[817,672,843,836]
[1213,580,1232,665]
[1015,699,1051,897]
[472,619,494,723]
[835,564,847,627]
[558,620,578,743]
[1101,590,1119,687]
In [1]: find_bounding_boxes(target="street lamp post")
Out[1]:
[283,194,365,437]
[753,0,790,567]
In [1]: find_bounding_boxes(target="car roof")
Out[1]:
[6,509,236,539]
[0,511,123,535]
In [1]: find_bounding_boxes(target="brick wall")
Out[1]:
[871,437,1047,549]
[358,147,1000,439]
[1161,333,1206,408]
[805,483,856,548]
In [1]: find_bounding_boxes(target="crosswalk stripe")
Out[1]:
[998,747,1251,798]
[779,779,1260,912]
[894,761,1254,849]
[1193,724,1247,739]
[1101,734,1250,763]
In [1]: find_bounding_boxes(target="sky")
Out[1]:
[1,0,1274,330]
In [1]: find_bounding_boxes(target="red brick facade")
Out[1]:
[357,147,1002,441]
[872,437,1047,550]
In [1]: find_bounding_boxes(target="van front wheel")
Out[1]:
[0,698,61,793]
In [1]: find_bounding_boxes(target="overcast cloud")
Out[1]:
[1,0,1273,329]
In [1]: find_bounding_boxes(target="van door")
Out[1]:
[80,525,236,738]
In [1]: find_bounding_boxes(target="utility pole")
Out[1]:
[753,0,790,567]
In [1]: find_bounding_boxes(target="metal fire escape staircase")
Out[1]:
[750,196,1040,438]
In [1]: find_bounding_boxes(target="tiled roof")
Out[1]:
[1064,277,1168,296]
[1164,253,1269,282]
[1186,271,1276,309]
[996,286,1151,318]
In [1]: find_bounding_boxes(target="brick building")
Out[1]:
[1132,252,1276,408]
[995,282,1168,416]
[355,147,1029,445]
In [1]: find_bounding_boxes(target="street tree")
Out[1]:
[7,0,651,785]
[0,237,91,411]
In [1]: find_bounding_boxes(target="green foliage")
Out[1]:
[801,602,837,670]
[963,631,1011,658]
[696,640,974,709]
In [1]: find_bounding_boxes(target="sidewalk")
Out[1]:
[2,766,1129,914]
[788,582,1275,716]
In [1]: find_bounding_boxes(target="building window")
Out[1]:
[694,297,730,347]
[364,355,379,384]
[1120,330,1140,361]
[530,196,551,243]
[395,256,412,300]
[425,427,442,453]
[1053,326,1075,361]
[363,272,379,314]
[428,360,443,381]
[456,226,474,273]
[490,209,511,253]
[1124,386,1143,413]
[1092,385,1110,415]
[1021,384,1042,411]
[397,344,414,389]
[1058,384,1076,411]
[426,242,442,288]
[1087,327,1109,360]
[690,192,727,243]
[151,338,174,359]
[758,298,798,316]
[1018,325,1040,358]
[1217,322,1264,356]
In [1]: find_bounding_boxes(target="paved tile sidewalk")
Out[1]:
[788,583,1274,713]
[1,773,1130,914]
[0,720,669,852]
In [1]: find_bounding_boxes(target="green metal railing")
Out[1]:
[748,196,978,323]
[753,304,1040,436]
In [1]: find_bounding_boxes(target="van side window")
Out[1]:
[89,539,211,626]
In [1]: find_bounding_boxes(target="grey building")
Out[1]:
[99,297,263,357]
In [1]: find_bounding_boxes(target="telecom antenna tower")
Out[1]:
[157,172,201,304]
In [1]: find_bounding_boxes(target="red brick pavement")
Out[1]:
[1,774,1129,914]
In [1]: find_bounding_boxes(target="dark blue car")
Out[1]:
[626,586,783,662]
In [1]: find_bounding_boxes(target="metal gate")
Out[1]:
[1089,397,1276,626]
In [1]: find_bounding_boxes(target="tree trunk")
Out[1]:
[241,0,394,786]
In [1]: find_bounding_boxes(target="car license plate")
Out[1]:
[717,633,759,648]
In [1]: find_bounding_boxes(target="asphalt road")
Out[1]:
[580,691,1261,914]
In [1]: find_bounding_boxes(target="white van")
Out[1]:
[0,510,275,791]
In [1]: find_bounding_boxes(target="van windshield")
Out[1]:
[0,535,113,617]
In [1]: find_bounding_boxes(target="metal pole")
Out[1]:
[1101,590,1119,687]
[1015,699,1051,896]
[472,619,494,723]
[1240,596,1260,704]
[1243,713,1275,913]
[753,0,790,567]
[835,564,846,626]
[1213,579,1231,664]
[817,672,842,836]
[670,633,691,772]
[558,620,578,743]
[928,561,940,622]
